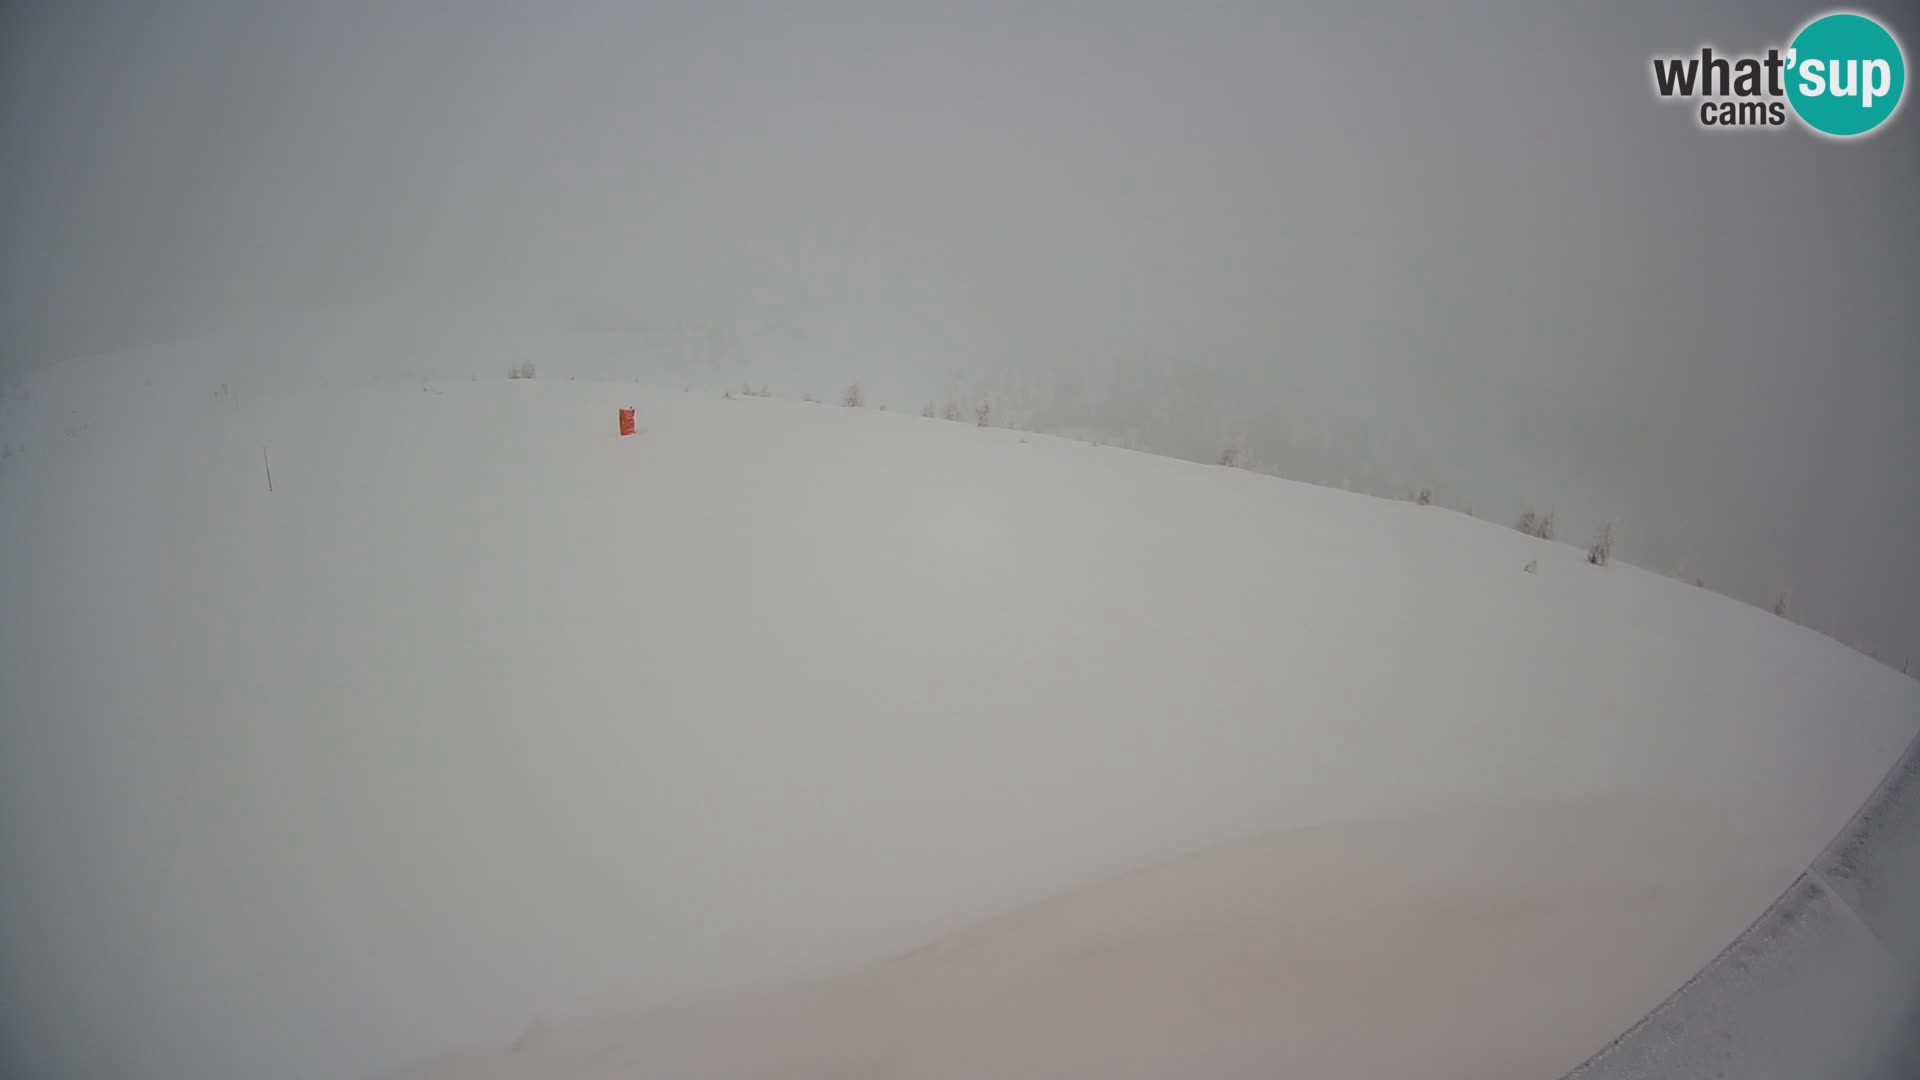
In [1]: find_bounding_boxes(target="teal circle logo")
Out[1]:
[1786,12,1906,137]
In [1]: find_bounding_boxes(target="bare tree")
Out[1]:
[1587,522,1613,566]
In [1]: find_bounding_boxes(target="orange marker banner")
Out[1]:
[618,408,636,436]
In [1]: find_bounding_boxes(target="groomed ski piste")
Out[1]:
[2,325,1916,1080]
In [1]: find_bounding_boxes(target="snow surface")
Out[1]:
[1568,729,1920,1080]
[1,351,1916,1080]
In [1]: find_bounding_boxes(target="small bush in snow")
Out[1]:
[921,402,937,418]
[1774,594,1789,617]
[1523,560,1538,574]
[976,402,991,427]
[507,362,537,380]
[803,392,817,403]
[1587,523,1613,566]
[1413,488,1432,506]
[843,384,864,408]
[942,401,963,422]
[1515,509,1553,541]
[1219,445,1246,468]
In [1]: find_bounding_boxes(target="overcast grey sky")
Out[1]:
[2,0,1916,662]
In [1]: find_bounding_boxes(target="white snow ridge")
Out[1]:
[1,349,1915,1080]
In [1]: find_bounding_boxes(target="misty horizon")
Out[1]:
[3,0,1915,663]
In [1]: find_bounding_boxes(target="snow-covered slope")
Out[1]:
[1,358,1914,1080]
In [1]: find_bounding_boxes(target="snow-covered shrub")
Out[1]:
[843,384,864,408]
[507,362,537,380]
[1587,523,1612,566]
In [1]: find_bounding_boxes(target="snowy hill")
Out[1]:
[1,353,1915,1080]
